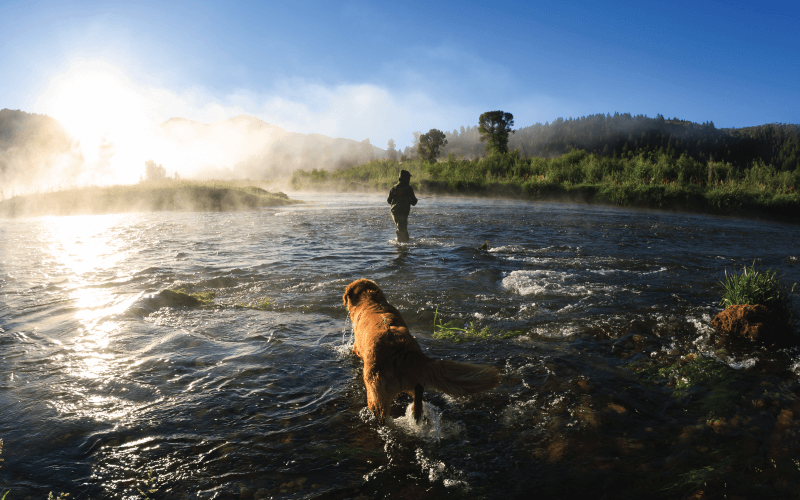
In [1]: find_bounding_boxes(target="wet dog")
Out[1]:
[343,279,500,423]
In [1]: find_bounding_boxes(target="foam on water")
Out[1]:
[415,447,470,489]
[501,269,567,296]
[390,402,465,441]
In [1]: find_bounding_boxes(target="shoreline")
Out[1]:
[291,181,800,225]
[0,181,301,218]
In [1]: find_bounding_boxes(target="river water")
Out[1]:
[1,193,799,499]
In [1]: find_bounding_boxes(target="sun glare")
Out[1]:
[37,60,160,185]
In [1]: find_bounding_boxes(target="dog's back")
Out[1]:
[343,279,500,423]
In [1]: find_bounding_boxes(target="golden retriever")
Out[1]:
[343,279,500,423]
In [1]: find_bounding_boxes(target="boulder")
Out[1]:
[711,304,795,347]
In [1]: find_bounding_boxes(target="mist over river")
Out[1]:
[2,193,800,499]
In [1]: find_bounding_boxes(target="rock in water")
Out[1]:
[711,304,795,347]
[478,240,489,250]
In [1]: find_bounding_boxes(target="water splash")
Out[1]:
[334,314,354,357]
[390,402,464,441]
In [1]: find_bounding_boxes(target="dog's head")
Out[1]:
[343,279,387,311]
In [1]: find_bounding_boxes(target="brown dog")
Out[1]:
[343,279,500,423]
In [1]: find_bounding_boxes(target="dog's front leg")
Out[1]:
[364,370,392,424]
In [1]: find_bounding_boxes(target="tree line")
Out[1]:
[391,111,799,174]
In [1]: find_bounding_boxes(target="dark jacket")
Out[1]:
[387,181,418,215]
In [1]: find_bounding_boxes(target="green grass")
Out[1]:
[719,263,796,324]
[158,288,216,307]
[137,469,157,500]
[627,354,743,415]
[0,179,299,217]
[432,306,526,342]
[236,297,272,310]
[290,149,800,218]
[663,456,735,495]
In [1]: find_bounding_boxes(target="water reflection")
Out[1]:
[44,214,129,277]
[40,214,144,422]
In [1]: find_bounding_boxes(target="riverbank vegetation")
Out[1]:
[0,179,298,217]
[291,148,800,219]
[294,110,800,219]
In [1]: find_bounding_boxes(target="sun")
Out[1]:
[36,59,159,184]
[42,61,147,137]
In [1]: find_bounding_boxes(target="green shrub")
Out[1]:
[719,263,796,324]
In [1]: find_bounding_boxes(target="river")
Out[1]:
[1,193,799,499]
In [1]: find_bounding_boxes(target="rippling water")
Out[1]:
[2,193,799,499]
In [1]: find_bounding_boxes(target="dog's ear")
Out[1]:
[343,280,362,308]
[343,288,354,307]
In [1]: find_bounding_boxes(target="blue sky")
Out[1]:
[2,0,798,149]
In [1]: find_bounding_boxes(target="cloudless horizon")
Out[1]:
[2,0,798,151]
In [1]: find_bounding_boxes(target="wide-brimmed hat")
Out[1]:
[399,169,412,180]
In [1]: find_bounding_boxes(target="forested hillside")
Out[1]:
[438,113,800,172]
[0,108,80,192]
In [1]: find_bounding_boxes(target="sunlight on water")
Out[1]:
[44,214,129,276]
[36,214,149,422]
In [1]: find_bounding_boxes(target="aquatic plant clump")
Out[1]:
[719,263,796,325]
[432,306,525,342]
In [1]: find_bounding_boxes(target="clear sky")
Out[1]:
[2,0,798,150]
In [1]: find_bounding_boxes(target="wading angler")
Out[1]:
[387,169,417,243]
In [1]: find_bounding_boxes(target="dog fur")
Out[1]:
[343,279,500,423]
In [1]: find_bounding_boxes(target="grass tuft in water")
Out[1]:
[137,469,157,500]
[432,306,525,342]
[236,297,271,310]
[252,297,271,310]
[719,262,796,324]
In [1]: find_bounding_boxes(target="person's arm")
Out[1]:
[410,186,418,206]
[387,187,394,205]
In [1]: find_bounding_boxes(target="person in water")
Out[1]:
[387,169,418,243]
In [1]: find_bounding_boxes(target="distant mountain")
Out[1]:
[159,115,386,178]
[0,108,82,192]
[0,110,387,191]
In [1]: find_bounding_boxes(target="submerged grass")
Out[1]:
[719,263,796,324]
[291,149,800,219]
[161,289,216,307]
[664,456,736,495]
[236,297,272,310]
[627,353,743,415]
[431,306,526,342]
[0,179,299,217]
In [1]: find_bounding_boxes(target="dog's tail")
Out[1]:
[421,359,500,397]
